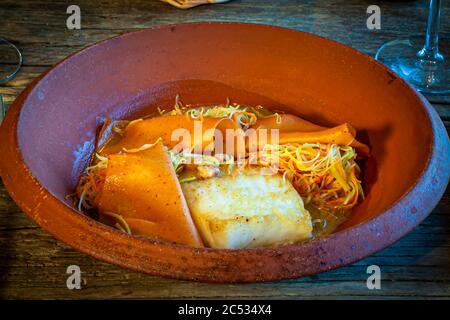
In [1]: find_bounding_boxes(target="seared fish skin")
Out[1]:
[181,169,312,249]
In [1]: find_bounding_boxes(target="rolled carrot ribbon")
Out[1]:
[250,113,327,132]
[248,119,370,157]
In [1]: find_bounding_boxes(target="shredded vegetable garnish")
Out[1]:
[159,96,262,129]
[275,113,282,124]
[78,125,364,212]
[76,153,108,211]
[168,147,236,180]
[250,143,364,210]
[102,211,132,234]
[122,137,162,153]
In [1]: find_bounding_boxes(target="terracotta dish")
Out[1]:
[0,22,448,283]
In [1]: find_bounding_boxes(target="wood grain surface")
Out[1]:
[0,0,449,299]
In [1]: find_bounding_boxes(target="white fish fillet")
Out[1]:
[181,169,312,249]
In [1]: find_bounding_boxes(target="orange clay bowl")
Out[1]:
[0,22,449,283]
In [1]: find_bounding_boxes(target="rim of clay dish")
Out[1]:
[0,22,449,283]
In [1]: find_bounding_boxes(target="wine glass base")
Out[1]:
[0,38,22,84]
[375,36,449,94]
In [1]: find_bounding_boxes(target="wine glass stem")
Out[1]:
[418,0,443,61]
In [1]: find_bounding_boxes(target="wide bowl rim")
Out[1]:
[1,22,449,283]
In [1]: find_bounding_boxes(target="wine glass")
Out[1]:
[375,0,449,94]
[0,37,22,122]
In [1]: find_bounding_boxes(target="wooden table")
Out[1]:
[0,0,449,299]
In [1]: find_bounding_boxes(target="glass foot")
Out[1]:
[375,36,449,94]
[0,38,22,84]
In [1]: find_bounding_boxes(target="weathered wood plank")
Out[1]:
[1,181,449,299]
